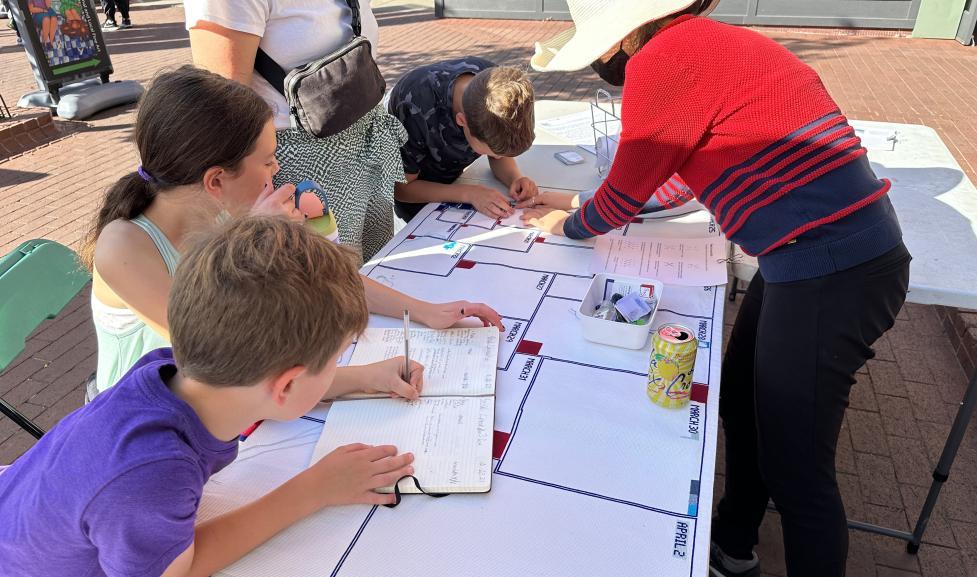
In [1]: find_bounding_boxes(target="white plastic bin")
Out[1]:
[577,273,664,349]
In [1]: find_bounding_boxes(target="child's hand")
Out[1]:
[309,444,414,507]
[521,208,570,236]
[418,300,505,332]
[464,185,514,220]
[516,190,576,211]
[251,182,304,223]
[509,176,539,205]
[357,357,424,400]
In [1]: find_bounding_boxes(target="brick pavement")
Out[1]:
[1,2,976,576]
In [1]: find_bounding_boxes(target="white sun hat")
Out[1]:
[531,0,722,72]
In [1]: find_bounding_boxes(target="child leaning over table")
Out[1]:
[0,216,420,577]
[388,57,540,221]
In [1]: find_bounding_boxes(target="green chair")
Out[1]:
[0,240,91,439]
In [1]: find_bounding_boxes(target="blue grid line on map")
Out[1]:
[494,470,696,519]
[330,505,379,576]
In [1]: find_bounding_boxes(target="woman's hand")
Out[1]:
[251,182,304,223]
[516,190,577,211]
[521,208,570,236]
[356,357,424,400]
[417,301,505,331]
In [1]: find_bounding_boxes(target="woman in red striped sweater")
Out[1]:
[526,1,911,576]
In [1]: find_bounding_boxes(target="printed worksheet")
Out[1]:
[590,234,728,286]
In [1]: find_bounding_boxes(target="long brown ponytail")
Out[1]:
[79,65,273,270]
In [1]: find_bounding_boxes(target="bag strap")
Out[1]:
[347,0,363,37]
[254,48,287,97]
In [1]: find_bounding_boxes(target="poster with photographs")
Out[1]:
[8,0,113,94]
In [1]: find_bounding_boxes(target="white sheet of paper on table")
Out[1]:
[537,110,597,146]
[345,327,500,397]
[311,396,494,494]
[590,234,728,286]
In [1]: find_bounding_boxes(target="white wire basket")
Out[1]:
[590,89,622,177]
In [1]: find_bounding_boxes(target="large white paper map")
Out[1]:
[198,202,726,577]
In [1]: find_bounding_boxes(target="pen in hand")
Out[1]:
[403,309,411,383]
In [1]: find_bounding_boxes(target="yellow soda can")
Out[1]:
[647,323,698,409]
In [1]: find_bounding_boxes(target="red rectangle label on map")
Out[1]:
[516,340,542,356]
[534,236,546,243]
[631,218,644,224]
[456,259,476,269]
[691,383,708,404]
[493,430,510,460]
[406,234,416,240]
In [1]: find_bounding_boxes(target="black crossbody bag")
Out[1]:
[253,0,385,138]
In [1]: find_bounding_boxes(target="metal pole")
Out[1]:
[905,367,977,553]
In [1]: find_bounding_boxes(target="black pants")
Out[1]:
[104,0,129,21]
[713,242,911,577]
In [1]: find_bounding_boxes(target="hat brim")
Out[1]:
[531,0,701,72]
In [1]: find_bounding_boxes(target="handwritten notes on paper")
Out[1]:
[590,235,728,286]
[311,396,494,494]
[347,327,500,397]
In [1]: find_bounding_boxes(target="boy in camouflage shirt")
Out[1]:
[388,57,539,221]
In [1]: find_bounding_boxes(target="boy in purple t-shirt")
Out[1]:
[0,216,421,576]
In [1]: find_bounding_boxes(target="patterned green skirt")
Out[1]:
[273,102,408,264]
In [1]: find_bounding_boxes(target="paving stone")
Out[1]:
[903,305,947,338]
[850,409,891,456]
[0,357,48,396]
[888,436,934,487]
[948,521,977,577]
[852,372,880,412]
[879,395,922,439]
[904,381,955,423]
[869,360,910,398]
[916,544,968,577]
[857,453,903,507]
[895,346,940,385]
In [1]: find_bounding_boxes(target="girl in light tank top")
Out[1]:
[82,66,505,394]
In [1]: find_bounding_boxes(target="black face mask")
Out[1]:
[590,46,630,86]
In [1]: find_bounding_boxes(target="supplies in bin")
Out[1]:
[577,274,664,349]
[592,291,659,325]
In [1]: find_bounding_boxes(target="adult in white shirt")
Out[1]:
[184,0,407,263]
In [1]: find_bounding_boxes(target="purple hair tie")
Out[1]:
[137,165,155,183]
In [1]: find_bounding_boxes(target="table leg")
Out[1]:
[904,366,977,553]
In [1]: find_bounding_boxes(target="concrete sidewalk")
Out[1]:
[1,3,975,576]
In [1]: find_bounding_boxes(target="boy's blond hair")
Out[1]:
[462,66,535,157]
[168,216,368,386]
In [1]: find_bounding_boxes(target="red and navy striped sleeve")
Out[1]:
[562,51,709,239]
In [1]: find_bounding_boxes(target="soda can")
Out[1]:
[647,323,698,409]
